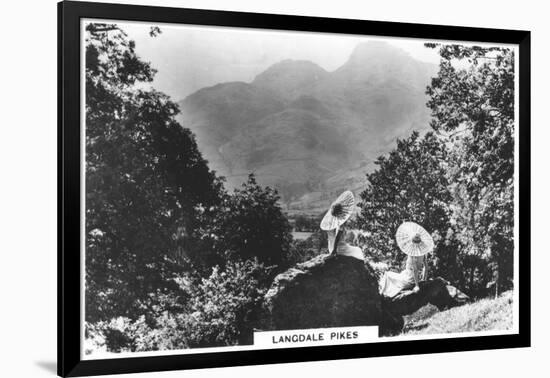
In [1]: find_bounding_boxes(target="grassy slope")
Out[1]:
[401,291,513,335]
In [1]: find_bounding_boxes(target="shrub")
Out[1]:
[86,259,274,353]
[196,174,293,268]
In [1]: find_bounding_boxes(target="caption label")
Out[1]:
[254,326,379,348]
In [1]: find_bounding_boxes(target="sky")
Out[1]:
[87,19,445,101]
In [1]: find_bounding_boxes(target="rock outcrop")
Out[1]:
[381,277,470,317]
[256,257,469,339]
[262,254,383,331]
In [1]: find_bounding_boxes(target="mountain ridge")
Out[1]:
[176,41,438,213]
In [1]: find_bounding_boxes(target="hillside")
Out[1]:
[177,41,438,212]
[400,291,513,336]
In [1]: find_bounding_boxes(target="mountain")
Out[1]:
[251,59,329,99]
[178,82,285,175]
[177,41,438,213]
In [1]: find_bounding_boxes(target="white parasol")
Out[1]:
[320,191,355,253]
[395,222,434,256]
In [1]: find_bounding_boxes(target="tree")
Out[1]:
[85,23,223,322]
[426,44,515,294]
[197,174,293,267]
[355,132,457,279]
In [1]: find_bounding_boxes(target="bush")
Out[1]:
[86,259,274,353]
[85,316,153,354]
[173,259,272,348]
[196,174,293,268]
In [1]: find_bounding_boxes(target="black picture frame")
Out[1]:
[58,1,531,376]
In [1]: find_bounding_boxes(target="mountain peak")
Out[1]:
[344,41,412,67]
[179,42,436,203]
[252,60,328,99]
[255,59,327,76]
[332,41,436,89]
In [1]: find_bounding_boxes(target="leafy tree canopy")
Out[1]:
[197,174,293,267]
[85,24,223,322]
[426,44,515,293]
[355,131,454,273]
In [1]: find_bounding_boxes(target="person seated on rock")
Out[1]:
[379,222,434,298]
[320,191,364,261]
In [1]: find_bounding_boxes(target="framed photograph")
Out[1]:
[58,1,530,376]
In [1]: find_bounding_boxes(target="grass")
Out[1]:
[400,291,513,335]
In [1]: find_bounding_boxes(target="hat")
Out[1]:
[320,191,355,252]
[395,222,434,256]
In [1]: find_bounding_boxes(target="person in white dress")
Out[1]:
[379,222,434,298]
[320,191,364,262]
[325,227,364,261]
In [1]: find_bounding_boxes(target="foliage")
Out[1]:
[356,44,515,297]
[195,174,293,268]
[426,44,515,294]
[86,259,273,352]
[355,131,457,278]
[85,316,154,354]
[171,259,273,348]
[85,23,223,322]
[84,21,517,353]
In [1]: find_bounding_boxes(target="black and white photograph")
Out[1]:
[6,0,550,376]
[81,18,520,359]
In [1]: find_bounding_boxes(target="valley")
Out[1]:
[176,41,438,214]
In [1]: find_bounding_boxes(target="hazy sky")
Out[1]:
[93,20,445,101]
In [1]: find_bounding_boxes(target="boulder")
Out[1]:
[262,254,383,331]
[382,277,470,317]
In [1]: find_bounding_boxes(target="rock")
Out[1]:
[262,254,383,331]
[379,308,405,335]
[382,277,470,317]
